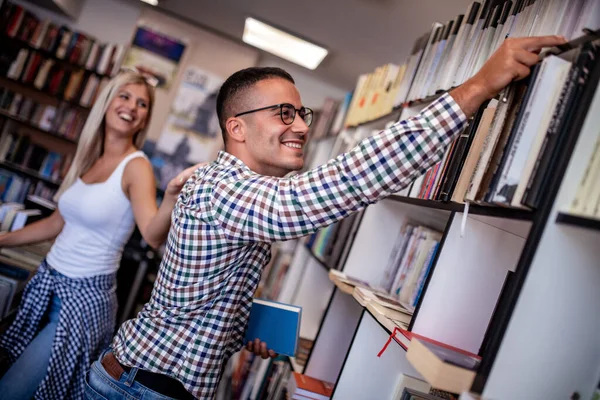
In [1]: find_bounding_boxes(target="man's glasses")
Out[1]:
[235,103,314,127]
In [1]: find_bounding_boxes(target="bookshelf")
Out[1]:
[555,212,600,232]
[234,1,600,399]
[0,160,60,186]
[0,1,126,204]
[0,109,78,144]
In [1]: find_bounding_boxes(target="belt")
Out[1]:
[101,351,195,400]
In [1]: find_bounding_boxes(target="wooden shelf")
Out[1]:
[0,76,90,111]
[1,34,112,79]
[0,110,78,144]
[0,160,61,186]
[387,195,534,220]
[556,212,600,232]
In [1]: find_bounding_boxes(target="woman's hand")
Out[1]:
[164,163,208,199]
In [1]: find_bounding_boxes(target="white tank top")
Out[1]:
[46,151,147,278]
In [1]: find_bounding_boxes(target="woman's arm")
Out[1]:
[124,158,202,249]
[0,210,65,247]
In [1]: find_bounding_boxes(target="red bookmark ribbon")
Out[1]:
[377,327,401,357]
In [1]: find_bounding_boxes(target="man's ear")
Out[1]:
[225,117,246,144]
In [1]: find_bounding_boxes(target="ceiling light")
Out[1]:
[243,17,328,70]
[140,0,158,5]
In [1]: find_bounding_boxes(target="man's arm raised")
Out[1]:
[450,35,568,117]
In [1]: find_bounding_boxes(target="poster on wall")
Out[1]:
[121,26,186,89]
[148,66,225,190]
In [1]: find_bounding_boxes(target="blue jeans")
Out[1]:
[0,294,61,400]
[85,349,177,400]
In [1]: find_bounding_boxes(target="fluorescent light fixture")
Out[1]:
[140,0,158,5]
[243,17,328,70]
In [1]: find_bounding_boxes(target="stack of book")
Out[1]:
[353,287,413,331]
[570,131,600,219]
[399,40,600,210]
[287,372,334,400]
[343,63,405,126]
[392,0,599,104]
[0,87,86,140]
[0,2,121,106]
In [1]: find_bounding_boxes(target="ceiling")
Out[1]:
[151,0,475,90]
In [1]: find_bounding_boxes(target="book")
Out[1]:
[393,374,432,400]
[244,298,301,357]
[407,336,481,395]
[491,55,572,205]
[287,372,334,400]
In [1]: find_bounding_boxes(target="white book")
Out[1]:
[407,23,443,102]
[96,44,114,75]
[409,174,426,198]
[511,57,572,207]
[7,49,29,80]
[492,56,572,205]
[431,16,463,94]
[465,88,514,201]
[110,45,127,77]
[394,48,423,105]
[10,209,42,232]
[85,42,100,70]
[440,2,480,90]
[454,0,489,86]
[0,203,24,225]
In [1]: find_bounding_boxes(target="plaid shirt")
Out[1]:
[111,93,466,398]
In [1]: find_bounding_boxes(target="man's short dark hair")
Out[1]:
[216,67,295,143]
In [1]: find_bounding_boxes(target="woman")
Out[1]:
[0,70,199,399]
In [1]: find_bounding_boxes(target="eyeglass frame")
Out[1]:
[119,66,160,88]
[234,103,314,127]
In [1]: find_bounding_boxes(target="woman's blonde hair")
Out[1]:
[55,71,156,200]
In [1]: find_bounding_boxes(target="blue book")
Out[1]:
[244,298,302,357]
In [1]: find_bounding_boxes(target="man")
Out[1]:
[85,35,566,399]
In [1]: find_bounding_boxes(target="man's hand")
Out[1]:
[450,35,568,116]
[246,339,277,359]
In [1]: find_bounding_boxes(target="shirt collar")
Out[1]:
[216,151,253,172]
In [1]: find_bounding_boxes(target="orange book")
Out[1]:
[287,372,333,400]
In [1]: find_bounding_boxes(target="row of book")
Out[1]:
[379,223,441,311]
[306,212,361,270]
[0,87,86,140]
[399,40,599,210]
[337,0,600,129]
[1,44,111,107]
[0,169,58,204]
[0,132,71,183]
[343,63,405,127]
[570,131,600,219]
[396,0,599,104]
[1,2,125,77]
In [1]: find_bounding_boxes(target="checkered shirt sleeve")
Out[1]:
[209,93,467,242]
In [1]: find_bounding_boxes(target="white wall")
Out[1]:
[257,54,347,110]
